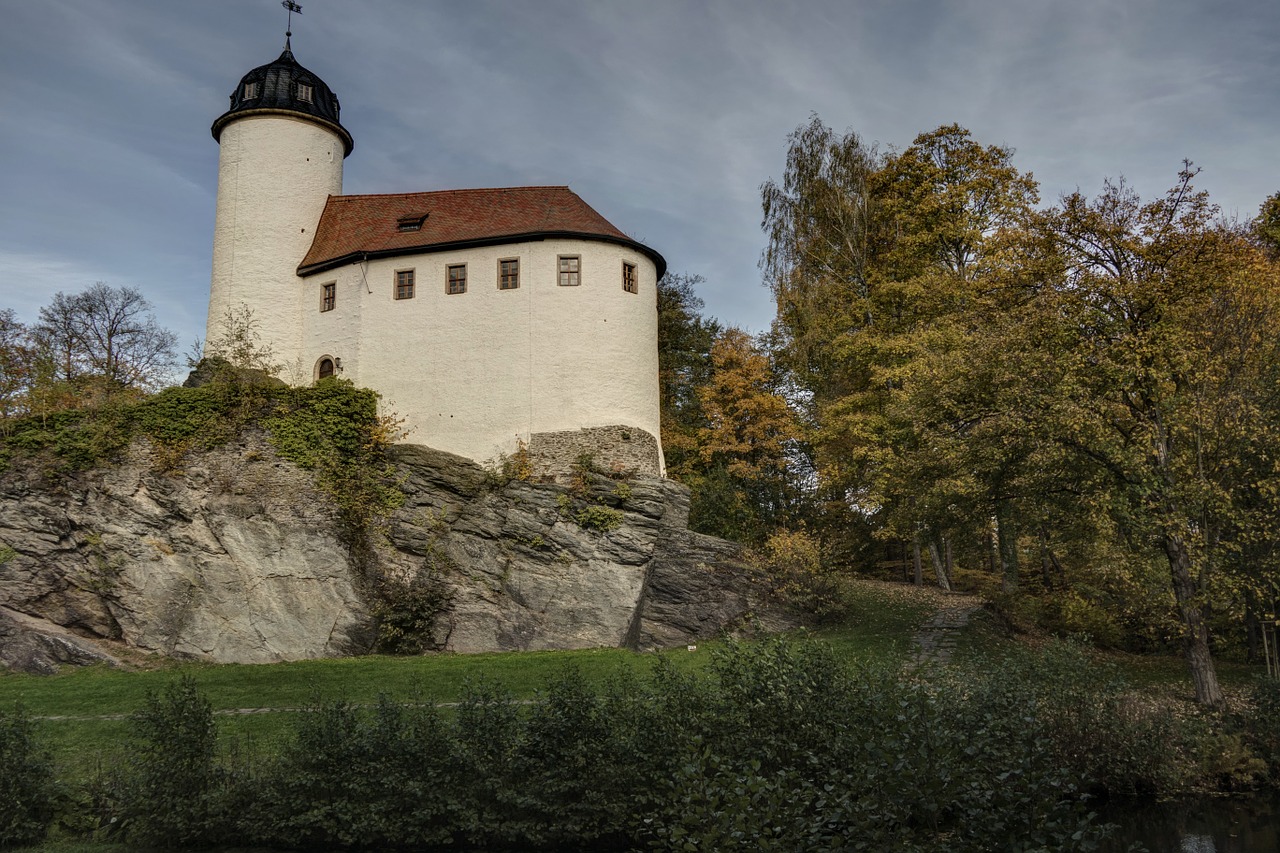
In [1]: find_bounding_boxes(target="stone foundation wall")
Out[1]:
[528,425,661,481]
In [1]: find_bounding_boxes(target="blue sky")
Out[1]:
[1,0,1277,364]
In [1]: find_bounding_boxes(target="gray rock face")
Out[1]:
[0,438,791,671]
[0,606,121,674]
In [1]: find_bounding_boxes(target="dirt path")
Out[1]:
[908,602,983,669]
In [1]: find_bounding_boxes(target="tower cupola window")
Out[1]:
[243,81,260,99]
[296,82,313,103]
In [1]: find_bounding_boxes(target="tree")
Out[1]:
[684,329,800,543]
[1010,168,1280,706]
[656,273,721,478]
[761,119,1040,572]
[1256,191,1280,257]
[32,283,177,401]
[0,310,33,422]
[656,272,805,542]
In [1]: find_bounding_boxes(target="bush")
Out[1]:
[0,703,55,848]
[243,694,463,850]
[1244,676,1280,781]
[118,676,228,847]
[747,528,843,619]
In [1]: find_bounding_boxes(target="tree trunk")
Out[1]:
[1244,587,1260,665]
[995,501,1019,593]
[1037,527,1056,591]
[1164,532,1225,708]
[928,540,951,592]
[912,535,924,587]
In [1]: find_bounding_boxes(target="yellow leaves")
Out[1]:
[695,329,797,482]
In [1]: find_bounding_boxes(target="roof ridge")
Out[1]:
[332,186,574,203]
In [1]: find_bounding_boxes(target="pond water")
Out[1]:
[1101,793,1280,852]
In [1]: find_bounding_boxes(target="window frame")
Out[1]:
[558,255,581,287]
[243,81,260,99]
[622,261,638,294]
[320,282,336,312]
[446,263,467,295]
[498,257,520,290]
[395,268,415,300]
[296,82,313,103]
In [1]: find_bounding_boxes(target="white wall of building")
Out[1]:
[208,115,344,358]
[297,239,662,470]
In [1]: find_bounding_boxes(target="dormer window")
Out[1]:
[397,213,427,232]
[243,81,260,99]
[296,83,313,103]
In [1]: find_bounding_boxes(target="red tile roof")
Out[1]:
[298,186,665,277]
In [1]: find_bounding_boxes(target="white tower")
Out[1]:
[207,39,353,363]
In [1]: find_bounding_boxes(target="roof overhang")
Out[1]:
[297,230,667,279]
[211,107,354,157]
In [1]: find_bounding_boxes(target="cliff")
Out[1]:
[0,433,791,674]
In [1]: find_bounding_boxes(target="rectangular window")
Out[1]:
[296,83,313,103]
[558,255,581,286]
[499,258,520,290]
[395,269,415,300]
[320,282,335,312]
[243,81,260,99]
[622,261,638,294]
[447,264,467,294]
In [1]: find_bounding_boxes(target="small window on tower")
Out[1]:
[296,83,313,103]
[558,255,581,286]
[243,81,260,99]
[622,261,638,294]
[318,358,335,379]
[321,282,336,312]
[395,269,415,300]
[447,264,467,295]
[499,258,520,290]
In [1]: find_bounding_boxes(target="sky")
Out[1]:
[1,0,1278,362]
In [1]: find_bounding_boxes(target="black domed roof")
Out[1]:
[211,45,353,156]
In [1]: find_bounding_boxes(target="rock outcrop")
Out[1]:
[0,436,790,673]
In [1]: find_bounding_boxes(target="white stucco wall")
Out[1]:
[297,239,663,472]
[208,114,344,360]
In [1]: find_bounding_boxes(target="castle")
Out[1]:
[206,37,666,477]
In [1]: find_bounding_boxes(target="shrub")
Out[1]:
[118,676,227,848]
[1244,676,1280,781]
[747,528,843,618]
[243,694,463,851]
[0,703,56,848]
[370,567,455,654]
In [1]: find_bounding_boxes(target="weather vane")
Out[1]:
[282,1,302,47]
